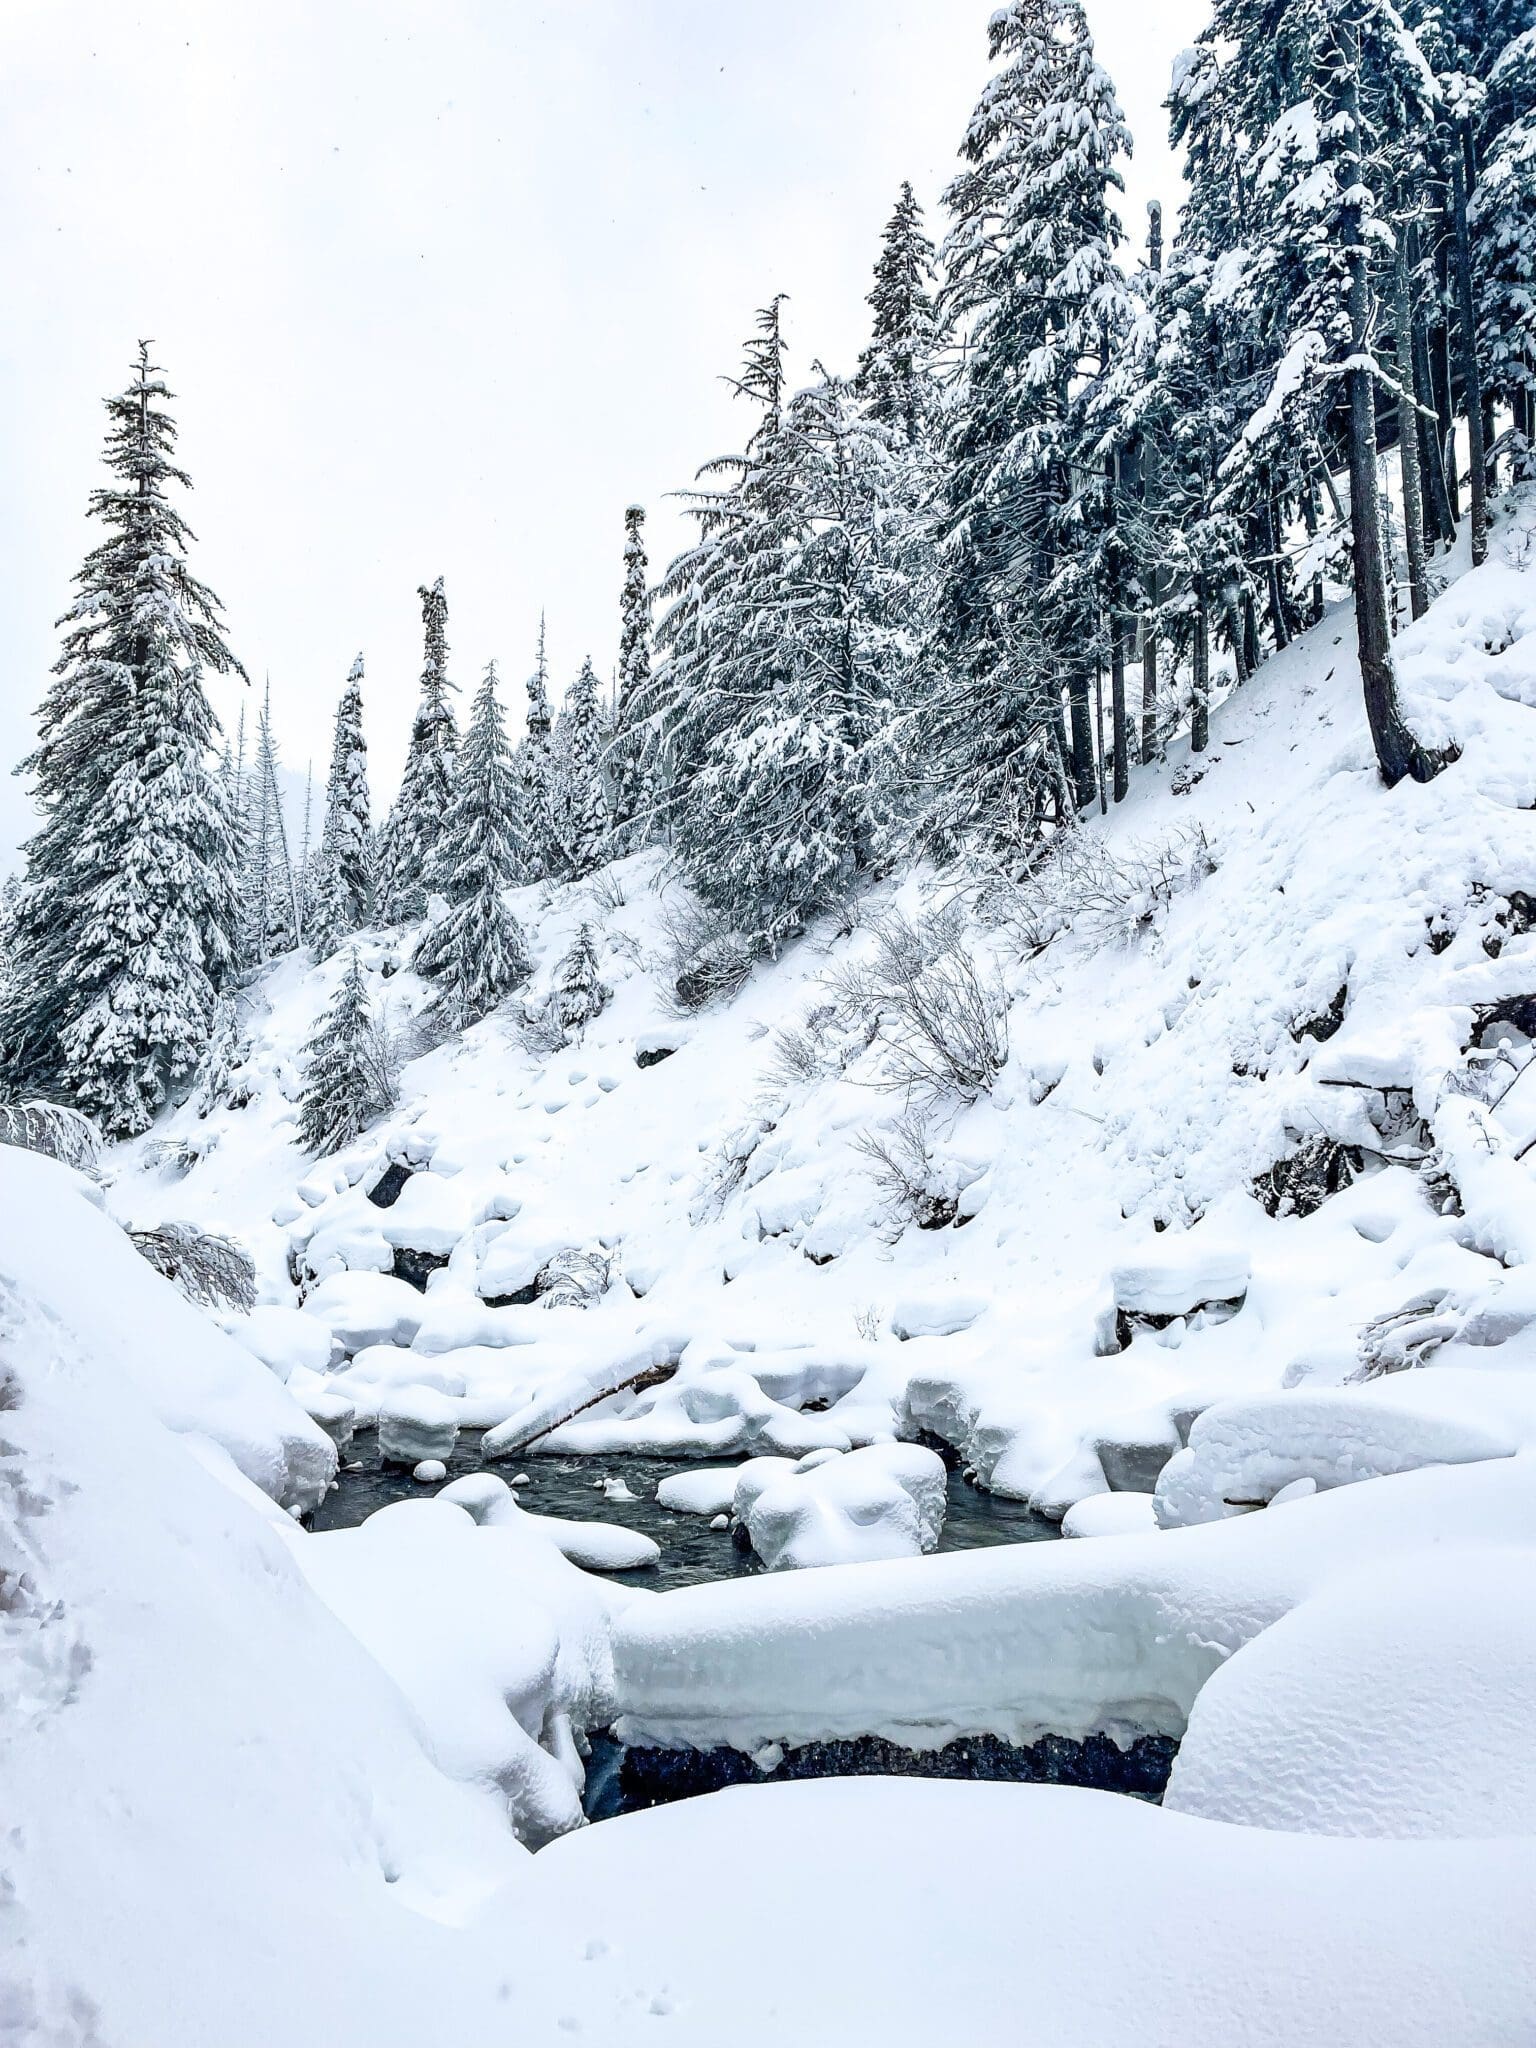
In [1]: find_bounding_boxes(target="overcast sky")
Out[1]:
[0,0,1204,869]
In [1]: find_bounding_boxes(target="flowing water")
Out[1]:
[310,1431,1059,1589]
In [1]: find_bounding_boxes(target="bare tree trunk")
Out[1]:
[1068,673,1096,810]
[1409,221,1456,547]
[1094,669,1108,814]
[1339,17,1446,787]
[1191,595,1210,754]
[1432,222,1461,524]
[1301,484,1326,624]
[1392,237,1429,620]
[1263,499,1291,649]
[1226,590,1250,685]
[1111,622,1129,803]
[1140,615,1158,764]
[1450,126,1489,567]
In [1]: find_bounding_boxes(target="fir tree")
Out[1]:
[551,922,611,1039]
[376,578,457,923]
[309,655,373,956]
[0,344,243,1133]
[242,679,299,966]
[937,0,1133,823]
[608,505,653,846]
[856,180,939,443]
[414,661,531,1026]
[515,613,560,880]
[555,656,610,878]
[295,948,392,1155]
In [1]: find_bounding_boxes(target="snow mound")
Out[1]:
[1165,1547,1536,1838]
[1061,1492,1159,1539]
[1154,1369,1533,1527]
[437,1471,660,1572]
[735,1443,947,1570]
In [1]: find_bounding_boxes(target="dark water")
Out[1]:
[310,1431,1059,1590]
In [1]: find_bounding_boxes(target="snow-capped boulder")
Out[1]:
[1165,1548,1536,1838]
[1061,1493,1159,1539]
[437,1472,660,1572]
[225,1303,337,1383]
[1154,1372,1527,1528]
[302,1271,426,1354]
[736,1443,947,1571]
[378,1386,460,1467]
[378,1172,472,1256]
[655,1467,740,1517]
[1111,1243,1250,1318]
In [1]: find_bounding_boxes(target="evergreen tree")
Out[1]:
[414,661,531,1025]
[551,921,611,1039]
[309,655,373,956]
[242,679,299,966]
[295,949,391,1155]
[857,180,940,443]
[608,505,653,846]
[555,656,611,878]
[0,344,243,1133]
[936,0,1133,824]
[515,613,561,880]
[376,578,457,923]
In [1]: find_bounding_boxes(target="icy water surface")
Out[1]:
[310,1432,1059,1589]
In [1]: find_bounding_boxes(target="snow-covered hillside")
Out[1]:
[113,503,1536,1526]
[8,515,1536,2044]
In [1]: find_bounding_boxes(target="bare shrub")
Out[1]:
[852,1303,881,1342]
[535,1247,613,1309]
[128,1222,258,1313]
[1350,1290,1458,1380]
[658,895,756,1011]
[828,910,1007,1102]
[981,824,1216,957]
[852,1105,958,1228]
[0,1100,104,1171]
[761,1002,842,1091]
[588,869,627,914]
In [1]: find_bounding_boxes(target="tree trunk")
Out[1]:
[1410,224,1456,548]
[1140,615,1158,765]
[1068,672,1096,810]
[1392,238,1429,621]
[1094,669,1107,814]
[1191,595,1210,755]
[1450,134,1489,567]
[1263,499,1291,650]
[1432,222,1460,524]
[1111,622,1129,803]
[1339,20,1445,787]
[1301,483,1326,625]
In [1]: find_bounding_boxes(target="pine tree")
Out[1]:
[242,679,299,966]
[551,922,611,1039]
[515,613,561,880]
[414,661,531,1026]
[857,181,940,443]
[936,0,1133,824]
[1470,23,1536,456]
[608,505,653,846]
[296,949,392,1155]
[555,656,611,878]
[0,344,243,1133]
[376,578,457,923]
[309,655,373,956]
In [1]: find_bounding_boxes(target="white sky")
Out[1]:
[0,0,1204,869]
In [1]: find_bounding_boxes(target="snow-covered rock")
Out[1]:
[378,1385,460,1466]
[302,1270,425,1353]
[733,1443,948,1571]
[1061,1492,1159,1539]
[655,1466,740,1516]
[437,1472,660,1572]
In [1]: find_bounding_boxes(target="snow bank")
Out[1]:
[0,1147,333,1512]
[1165,1546,1536,1838]
[499,1778,1536,2046]
[611,1453,1536,1754]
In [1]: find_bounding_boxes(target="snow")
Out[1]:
[1061,1491,1159,1538]
[377,1383,461,1466]
[734,1443,948,1570]
[1165,1546,1536,1839]
[501,1778,1536,2047]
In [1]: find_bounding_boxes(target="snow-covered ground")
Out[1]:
[7,509,1536,2040]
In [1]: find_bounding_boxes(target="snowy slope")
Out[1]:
[106,495,1536,1530]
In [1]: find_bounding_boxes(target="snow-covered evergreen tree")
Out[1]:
[0,344,243,1133]
[935,0,1132,825]
[551,921,611,1039]
[241,680,299,966]
[607,505,653,846]
[554,656,610,878]
[295,949,392,1155]
[309,655,373,956]
[414,660,531,1026]
[856,181,940,444]
[375,578,457,924]
[514,614,561,880]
